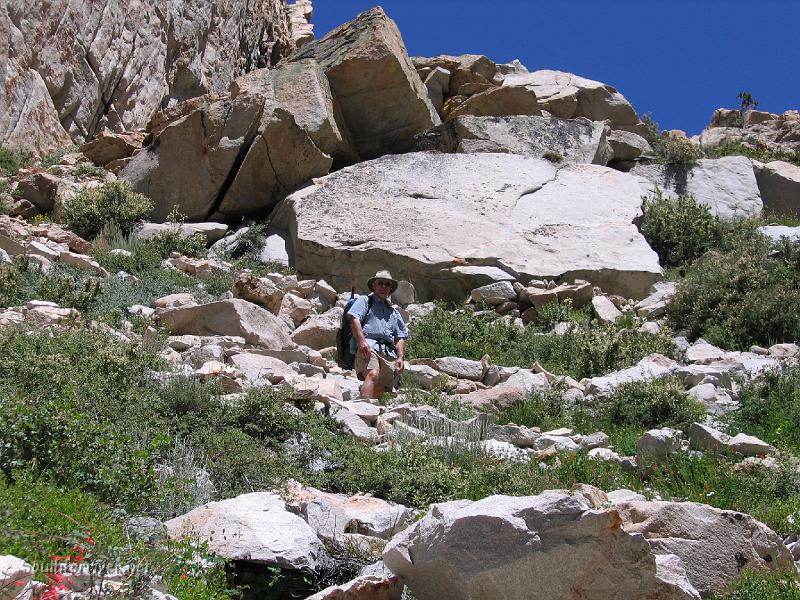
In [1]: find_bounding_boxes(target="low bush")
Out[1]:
[60,181,153,239]
[640,190,758,269]
[409,305,675,379]
[0,474,235,600]
[596,376,705,432]
[71,163,108,178]
[668,237,800,349]
[497,377,703,443]
[642,114,702,164]
[731,365,800,452]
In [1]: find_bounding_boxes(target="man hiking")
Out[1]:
[347,270,408,400]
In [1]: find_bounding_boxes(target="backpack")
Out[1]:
[336,288,374,369]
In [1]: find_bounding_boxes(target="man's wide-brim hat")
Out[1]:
[368,270,399,293]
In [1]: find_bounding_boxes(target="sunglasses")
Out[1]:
[374,280,392,287]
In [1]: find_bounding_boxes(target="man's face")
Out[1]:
[373,279,392,300]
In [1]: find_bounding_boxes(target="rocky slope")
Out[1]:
[2,4,800,600]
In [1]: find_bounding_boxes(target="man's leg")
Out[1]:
[360,369,385,399]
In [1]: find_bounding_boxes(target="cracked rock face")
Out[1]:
[275,152,662,301]
[0,0,295,157]
[121,61,334,222]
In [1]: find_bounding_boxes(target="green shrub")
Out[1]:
[711,569,800,600]
[0,474,236,599]
[640,191,754,269]
[0,472,126,562]
[0,146,32,176]
[668,237,800,349]
[223,222,269,260]
[596,376,704,431]
[732,365,800,452]
[498,377,703,443]
[0,393,160,510]
[60,181,153,239]
[542,150,563,163]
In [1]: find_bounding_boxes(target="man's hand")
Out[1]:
[358,339,371,358]
[395,338,406,374]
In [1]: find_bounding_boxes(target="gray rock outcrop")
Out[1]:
[413,114,611,165]
[753,160,800,216]
[275,152,662,301]
[633,156,763,219]
[502,70,644,134]
[0,0,295,156]
[383,491,700,600]
[615,500,794,597]
[121,61,334,221]
[158,299,294,350]
[166,492,327,570]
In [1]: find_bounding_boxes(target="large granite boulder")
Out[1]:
[414,114,611,164]
[753,160,800,217]
[502,70,644,134]
[383,491,700,600]
[290,7,440,158]
[633,156,763,219]
[0,0,295,157]
[166,492,327,570]
[274,152,661,301]
[615,500,794,597]
[158,299,294,350]
[122,61,333,221]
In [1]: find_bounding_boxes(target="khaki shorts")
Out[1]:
[355,349,398,390]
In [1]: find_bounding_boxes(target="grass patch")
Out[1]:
[409,305,675,379]
[647,452,800,535]
[705,141,800,167]
[710,569,800,600]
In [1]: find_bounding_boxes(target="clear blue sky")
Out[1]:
[312,1,799,135]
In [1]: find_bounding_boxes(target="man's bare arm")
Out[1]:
[394,338,406,373]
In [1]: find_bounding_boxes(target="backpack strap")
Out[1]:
[362,293,374,326]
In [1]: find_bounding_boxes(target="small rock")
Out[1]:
[727,433,776,457]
